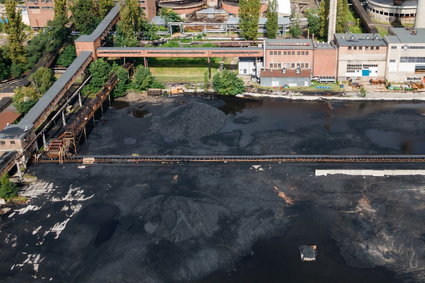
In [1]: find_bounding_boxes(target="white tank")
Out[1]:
[276,0,291,16]
[415,0,425,29]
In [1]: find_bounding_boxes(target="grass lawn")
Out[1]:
[148,57,233,84]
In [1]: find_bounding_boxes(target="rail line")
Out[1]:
[37,154,425,164]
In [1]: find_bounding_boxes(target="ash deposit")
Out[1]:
[151,101,226,142]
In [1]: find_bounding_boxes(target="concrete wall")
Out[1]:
[337,46,387,81]
[260,76,311,87]
[366,0,417,25]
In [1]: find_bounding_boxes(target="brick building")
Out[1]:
[25,0,157,29]
[334,33,388,82]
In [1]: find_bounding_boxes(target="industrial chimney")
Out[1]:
[415,0,425,29]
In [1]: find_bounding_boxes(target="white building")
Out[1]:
[385,27,425,83]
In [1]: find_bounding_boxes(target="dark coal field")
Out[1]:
[1,95,425,282]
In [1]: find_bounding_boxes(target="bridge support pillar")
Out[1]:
[15,161,22,181]
[144,57,148,68]
[78,92,82,107]
[42,132,47,149]
[62,111,67,127]
[100,103,104,115]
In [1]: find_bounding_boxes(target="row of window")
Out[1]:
[269,51,310,56]
[347,64,378,71]
[0,141,15,145]
[400,57,425,63]
[368,7,415,18]
[347,46,380,50]
[269,63,310,69]
[391,46,425,49]
[29,6,53,9]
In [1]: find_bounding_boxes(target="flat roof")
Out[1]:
[75,4,120,42]
[334,33,386,47]
[226,16,290,25]
[261,69,311,77]
[385,27,425,44]
[265,39,314,50]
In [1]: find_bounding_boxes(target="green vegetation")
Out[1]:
[318,0,350,39]
[347,8,363,33]
[0,48,10,80]
[97,0,115,19]
[359,86,367,97]
[56,45,77,67]
[13,67,55,114]
[4,0,26,75]
[115,0,158,47]
[54,0,67,19]
[131,66,164,91]
[289,17,302,38]
[29,67,55,95]
[13,86,41,114]
[212,70,245,96]
[71,0,98,35]
[111,63,130,98]
[0,173,18,200]
[306,9,320,38]
[265,0,278,39]
[83,59,112,96]
[239,0,261,40]
[160,8,182,23]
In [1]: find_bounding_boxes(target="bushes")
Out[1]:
[0,173,17,200]
[82,59,112,96]
[12,86,41,114]
[131,66,164,91]
[111,63,129,98]
[212,70,245,96]
[56,45,76,67]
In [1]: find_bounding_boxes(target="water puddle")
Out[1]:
[111,100,130,110]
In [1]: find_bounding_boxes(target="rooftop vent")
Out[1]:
[351,36,355,40]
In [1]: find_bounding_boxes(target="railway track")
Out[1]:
[37,154,425,164]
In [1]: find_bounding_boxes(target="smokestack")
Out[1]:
[327,0,338,42]
[415,0,425,29]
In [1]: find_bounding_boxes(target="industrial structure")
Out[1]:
[1,2,425,175]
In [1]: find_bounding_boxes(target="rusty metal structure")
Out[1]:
[45,64,133,163]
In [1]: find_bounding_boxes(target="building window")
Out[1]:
[297,51,300,55]
[292,51,295,55]
[306,51,309,55]
[0,141,4,145]
[348,46,352,50]
[10,141,15,145]
[291,63,295,68]
[359,46,362,50]
[389,59,396,63]
[353,46,357,50]
[400,57,425,63]
[284,51,287,55]
[376,47,380,50]
[305,63,309,68]
[278,51,281,55]
[301,51,305,55]
[391,46,397,49]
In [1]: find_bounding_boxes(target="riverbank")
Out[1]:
[238,91,425,101]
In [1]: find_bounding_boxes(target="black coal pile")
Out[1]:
[151,101,226,142]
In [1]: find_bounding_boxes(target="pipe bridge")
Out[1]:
[38,154,425,164]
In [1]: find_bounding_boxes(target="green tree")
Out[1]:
[29,67,55,95]
[160,8,182,23]
[4,0,26,64]
[265,0,278,39]
[336,0,349,33]
[71,0,98,34]
[98,0,114,18]
[239,0,261,40]
[111,63,129,98]
[83,59,112,95]
[54,0,67,19]
[0,48,10,80]
[56,45,76,67]
[131,66,164,91]
[289,18,301,38]
[318,0,329,40]
[13,86,41,114]
[212,70,245,96]
[306,9,320,38]
[0,173,17,200]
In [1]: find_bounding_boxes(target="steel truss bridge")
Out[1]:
[37,154,425,164]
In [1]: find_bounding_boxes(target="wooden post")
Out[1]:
[16,161,22,180]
